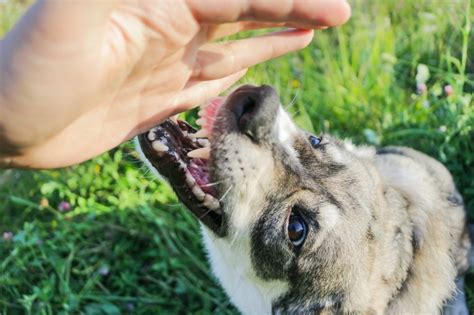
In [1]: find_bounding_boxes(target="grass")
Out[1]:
[1,0,473,313]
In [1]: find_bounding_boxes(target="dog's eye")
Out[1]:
[309,135,322,148]
[288,212,307,247]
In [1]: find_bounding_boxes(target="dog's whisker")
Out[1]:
[167,203,185,207]
[290,109,301,118]
[285,91,300,111]
[137,164,152,179]
[198,205,217,219]
[219,184,234,203]
[200,179,229,187]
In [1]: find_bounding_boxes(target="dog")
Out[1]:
[137,85,471,314]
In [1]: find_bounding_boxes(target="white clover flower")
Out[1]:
[416,64,430,84]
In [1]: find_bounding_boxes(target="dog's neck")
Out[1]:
[201,226,289,315]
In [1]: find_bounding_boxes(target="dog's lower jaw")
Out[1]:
[201,225,288,315]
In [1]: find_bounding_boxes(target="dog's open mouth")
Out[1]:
[138,98,225,235]
[138,85,275,236]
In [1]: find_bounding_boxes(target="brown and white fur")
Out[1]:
[138,85,471,314]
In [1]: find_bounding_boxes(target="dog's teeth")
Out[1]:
[198,109,205,117]
[191,129,209,138]
[170,114,178,123]
[185,171,196,187]
[152,141,168,152]
[183,130,188,137]
[203,194,220,210]
[197,139,210,147]
[187,147,210,159]
[192,185,206,201]
[147,130,156,141]
[196,118,205,126]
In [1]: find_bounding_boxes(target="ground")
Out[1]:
[1,0,473,314]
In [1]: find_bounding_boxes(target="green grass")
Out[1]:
[1,0,473,313]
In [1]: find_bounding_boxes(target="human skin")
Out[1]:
[0,0,351,169]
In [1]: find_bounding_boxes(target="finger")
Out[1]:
[207,22,286,41]
[192,29,313,81]
[207,21,327,41]
[173,69,248,113]
[186,0,351,27]
[131,70,247,137]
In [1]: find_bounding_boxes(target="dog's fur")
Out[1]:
[139,85,471,314]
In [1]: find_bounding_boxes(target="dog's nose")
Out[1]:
[227,85,279,140]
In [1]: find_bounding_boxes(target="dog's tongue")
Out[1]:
[197,97,224,137]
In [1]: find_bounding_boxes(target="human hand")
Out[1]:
[0,0,350,169]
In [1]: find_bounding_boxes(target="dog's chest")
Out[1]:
[201,227,288,315]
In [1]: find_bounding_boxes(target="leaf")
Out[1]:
[85,303,120,315]
[9,195,39,209]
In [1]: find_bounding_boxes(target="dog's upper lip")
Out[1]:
[138,119,225,235]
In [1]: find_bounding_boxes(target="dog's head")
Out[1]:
[137,85,380,313]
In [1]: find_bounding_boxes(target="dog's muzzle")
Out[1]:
[137,85,280,236]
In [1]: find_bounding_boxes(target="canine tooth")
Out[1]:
[198,109,205,117]
[152,141,168,152]
[147,130,156,141]
[192,185,206,201]
[198,139,210,147]
[196,118,205,126]
[187,147,210,159]
[203,194,220,210]
[185,171,196,187]
[192,129,209,138]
